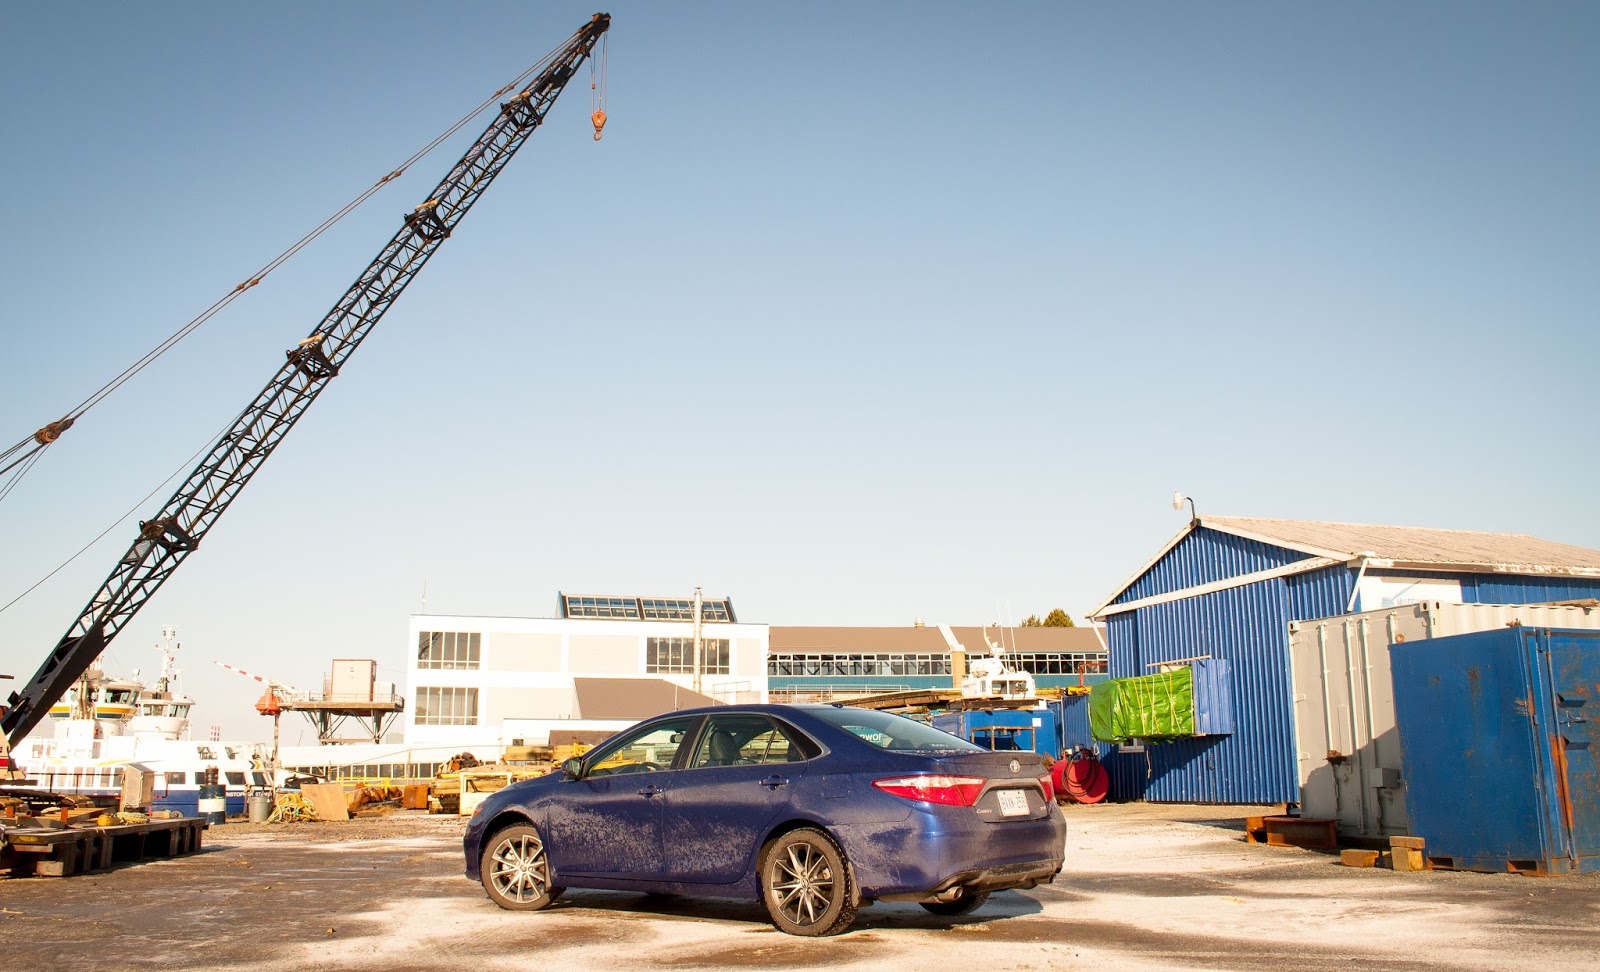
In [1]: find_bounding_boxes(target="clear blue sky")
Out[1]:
[2,2,1596,740]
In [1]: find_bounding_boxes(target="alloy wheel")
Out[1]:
[489,832,550,904]
[771,839,835,926]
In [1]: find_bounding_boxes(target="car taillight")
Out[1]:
[1037,773,1054,802]
[872,775,986,807]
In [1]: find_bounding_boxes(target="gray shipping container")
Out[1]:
[328,658,377,702]
[1288,600,1600,838]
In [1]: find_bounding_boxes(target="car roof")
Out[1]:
[638,702,843,720]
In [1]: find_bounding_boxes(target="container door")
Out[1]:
[1546,631,1600,862]
[1290,610,1423,837]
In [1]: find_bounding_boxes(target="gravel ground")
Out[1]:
[2,803,1596,972]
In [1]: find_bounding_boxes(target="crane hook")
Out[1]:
[592,109,607,141]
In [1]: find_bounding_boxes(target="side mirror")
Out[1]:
[561,757,584,780]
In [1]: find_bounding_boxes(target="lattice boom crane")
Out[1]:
[2,13,612,747]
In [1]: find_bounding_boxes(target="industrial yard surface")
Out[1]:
[2,803,1594,971]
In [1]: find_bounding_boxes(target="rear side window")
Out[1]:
[808,707,984,753]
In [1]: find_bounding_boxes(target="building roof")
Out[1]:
[769,625,1107,654]
[1202,516,1600,572]
[571,678,720,720]
[1092,515,1600,618]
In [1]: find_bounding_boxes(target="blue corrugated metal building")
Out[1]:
[1088,516,1600,804]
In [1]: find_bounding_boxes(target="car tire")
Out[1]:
[919,890,990,916]
[760,828,857,937]
[480,823,565,911]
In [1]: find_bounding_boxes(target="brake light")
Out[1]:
[873,775,985,807]
[1037,773,1054,802]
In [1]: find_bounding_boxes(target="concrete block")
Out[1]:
[1389,835,1427,871]
[1341,849,1381,868]
[1390,847,1426,872]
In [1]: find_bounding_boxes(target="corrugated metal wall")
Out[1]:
[1103,536,1355,803]
[1285,566,1356,620]
[1115,527,1309,604]
[1463,575,1600,605]
[1056,695,1111,757]
[1101,522,1599,805]
[1104,579,1295,802]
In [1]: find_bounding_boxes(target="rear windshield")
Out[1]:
[807,707,984,753]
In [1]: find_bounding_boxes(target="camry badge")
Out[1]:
[1009,759,1020,774]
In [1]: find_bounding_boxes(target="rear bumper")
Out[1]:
[929,856,1063,892]
[833,804,1065,901]
[873,856,1062,903]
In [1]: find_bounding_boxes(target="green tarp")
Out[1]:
[1089,666,1195,742]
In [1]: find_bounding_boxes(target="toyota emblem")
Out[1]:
[1008,759,1020,774]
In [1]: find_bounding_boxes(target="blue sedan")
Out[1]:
[462,703,1065,936]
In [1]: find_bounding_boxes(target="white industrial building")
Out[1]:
[402,593,768,750]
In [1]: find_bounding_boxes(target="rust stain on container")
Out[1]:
[1551,735,1575,832]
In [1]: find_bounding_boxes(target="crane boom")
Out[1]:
[2,13,611,747]
[214,660,302,699]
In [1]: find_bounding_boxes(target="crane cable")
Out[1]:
[0,409,237,620]
[0,25,591,617]
[0,26,582,501]
[591,31,609,140]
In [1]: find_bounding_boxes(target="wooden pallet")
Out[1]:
[1244,815,1339,850]
[3,816,206,877]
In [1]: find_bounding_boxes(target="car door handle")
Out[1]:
[637,784,663,797]
[759,775,790,789]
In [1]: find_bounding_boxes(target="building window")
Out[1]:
[563,595,641,619]
[639,598,732,622]
[646,637,730,674]
[764,651,1106,678]
[765,653,952,677]
[562,593,736,622]
[416,687,479,726]
[417,631,481,670]
[1006,652,1108,675]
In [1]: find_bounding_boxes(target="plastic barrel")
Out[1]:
[198,784,228,824]
[247,792,273,823]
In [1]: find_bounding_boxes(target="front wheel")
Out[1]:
[481,823,565,911]
[760,828,857,937]
[920,890,990,916]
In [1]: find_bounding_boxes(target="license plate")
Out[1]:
[996,789,1030,817]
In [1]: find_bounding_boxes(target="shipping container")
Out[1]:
[1391,627,1600,874]
[328,659,378,702]
[932,706,1062,756]
[1289,601,1600,838]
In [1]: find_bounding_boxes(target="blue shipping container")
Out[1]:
[1391,626,1600,875]
[932,707,1062,756]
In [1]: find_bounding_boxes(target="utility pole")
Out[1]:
[691,587,704,695]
